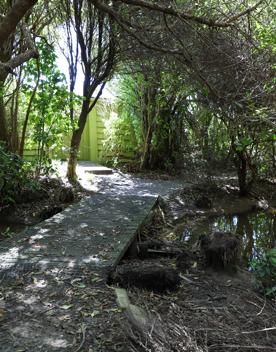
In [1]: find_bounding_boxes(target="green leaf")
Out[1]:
[91,310,100,318]
[240,137,253,146]
[265,286,276,297]
[59,304,73,310]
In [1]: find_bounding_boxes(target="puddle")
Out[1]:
[180,211,276,266]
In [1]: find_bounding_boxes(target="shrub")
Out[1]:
[251,248,276,297]
[0,145,37,208]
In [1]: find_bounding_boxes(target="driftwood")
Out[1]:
[200,231,240,271]
[115,288,204,352]
[109,263,180,293]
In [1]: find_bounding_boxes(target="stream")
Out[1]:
[180,210,276,266]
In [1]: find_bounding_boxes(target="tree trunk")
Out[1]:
[0,83,8,146]
[140,127,153,169]
[19,59,40,156]
[233,148,249,196]
[237,155,248,196]
[67,101,90,182]
[10,68,22,153]
[272,139,275,171]
[67,129,82,182]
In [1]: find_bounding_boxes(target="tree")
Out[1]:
[63,0,117,181]
[0,0,39,146]
[21,40,71,176]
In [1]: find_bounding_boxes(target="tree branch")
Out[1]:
[0,0,38,46]
[91,0,184,56]
[117,0,265,27]
[0,22,38,77]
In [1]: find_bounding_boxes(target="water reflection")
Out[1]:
[180,211,276,266]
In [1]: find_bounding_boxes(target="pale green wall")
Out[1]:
[79,100,109,162]
[23,99,110,163]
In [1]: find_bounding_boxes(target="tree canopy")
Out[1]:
[0,0,275,192]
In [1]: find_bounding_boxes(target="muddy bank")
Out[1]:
[110,176,276,351]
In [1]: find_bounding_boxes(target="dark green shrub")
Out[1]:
[251,248,276,297]
[0,145,38,208]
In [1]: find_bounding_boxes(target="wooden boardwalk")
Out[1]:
[0,173,190,352]
[0,194,158,277]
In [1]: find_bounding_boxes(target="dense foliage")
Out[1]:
[0,0,275,194]
[0,144,37,208]
[252,249,276,297]
[21,40,71,175]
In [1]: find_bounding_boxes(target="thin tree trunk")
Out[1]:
[235,150,248,196]
[141,127,153,169]
[272,140,275,171]
[67,100,90,182]
[10,67,22,152]
[19,59,40,156]
[0,82,8,146]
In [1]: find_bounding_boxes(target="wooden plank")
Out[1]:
[0,194,158,273]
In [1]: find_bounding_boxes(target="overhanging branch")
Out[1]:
[0,21,38,78]
[0,0,38,46]
[99,0,265,28]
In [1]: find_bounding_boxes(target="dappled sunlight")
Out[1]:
[92,171,188,198]
[20,294,40,305]
[0,246,21,270]
[28,233,45,243]
[51,212,67,224]
[26,278,48,290]
[42,337,70,348]
[82,255,100,264]
[0,168,185,279]
[10,322,70,349]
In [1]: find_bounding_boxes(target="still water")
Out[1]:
[180,210,276,265]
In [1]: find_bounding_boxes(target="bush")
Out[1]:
[0,145,37,208]
[251,248,276,297]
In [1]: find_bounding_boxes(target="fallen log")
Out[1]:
[109,262,180,293]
